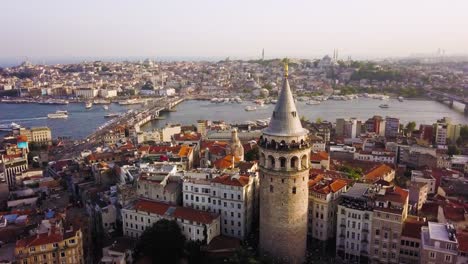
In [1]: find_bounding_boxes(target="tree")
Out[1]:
[134,219,186,264]
[227,247,260,264]
[245,147,259,162]
[315,117,323,124]
[447,145,461,156]
[405,121,416,136]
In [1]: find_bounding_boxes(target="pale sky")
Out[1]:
[1,0,468,60]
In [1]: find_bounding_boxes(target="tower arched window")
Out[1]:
[292,187,297,194]
[301,154,309,169]
[268,155,275,169]
[279,157,286,168]
[291,156,299,169]
[270,185,274,193]
[292,111,297,117]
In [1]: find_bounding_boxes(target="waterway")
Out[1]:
[143,98,468,129]
[0,102,142,139]
[0,98,466,139]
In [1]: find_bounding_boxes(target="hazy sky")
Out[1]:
[2,0,468,60]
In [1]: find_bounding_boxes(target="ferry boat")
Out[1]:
[94,99,111,104]
[0,122,21,131]
[119,99,142,105]
[48,110,69,119]
[245,106,257,111]
[398,96,404,102]
[39,99,69,105]
[306,100,321,105]
[103,105,109,110]
[104,113,120,118]
[85,102,93,109]
[379,104,389,109]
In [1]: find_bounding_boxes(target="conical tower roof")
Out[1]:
[263,62,307,137]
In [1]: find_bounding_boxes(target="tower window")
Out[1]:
[292,111,297,117]
[270,185,274,193]
[272,111,276,118]
[292,187,297,194]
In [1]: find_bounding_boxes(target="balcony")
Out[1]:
[339,234,345,238]
[340,223,346,228]
[360,250,369,256]
[362,228,369,233]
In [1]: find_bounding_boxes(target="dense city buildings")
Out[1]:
[0,57,467,264]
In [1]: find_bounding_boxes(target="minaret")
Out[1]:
[258,59,311,263]
[230,128,244,161]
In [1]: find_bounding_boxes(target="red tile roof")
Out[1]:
[310,151,329,161]
[135,199,170,215]
[364,164,394,182]
[401,216,427,239]
[16,232,63,247]
[173,132,202,141]
[213,155,241,169]
[212,174,250,187]
[173,207,218,225]
[457,231,468,253]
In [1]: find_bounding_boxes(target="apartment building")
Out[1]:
[399,216,426,264]
[122,199,220,244]
[182,173,255,239]
[336,183,373,264]
[384,116,400,138]
[369,185,409,264]
[421,222,458,264]
[308,175,349,241]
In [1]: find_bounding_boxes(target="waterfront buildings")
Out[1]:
[384,116,400,139]
[258,64,311,263]
[434,117,461,145]
[18,127,52,146]
[74,88,99,98]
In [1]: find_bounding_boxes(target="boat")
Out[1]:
[103,105,109,110]
[85,102,93,109]
[245,106,257,111]
[119,99,142,105]
[48,110,69,119]
[398,96,404,102]
[94,99,111,104]
[0,122,21,131]
[234,97,243,103]
[271,99,278,104]
[379,104,389,108]
[104,113,120,118]
[38,99,69,105]
[306,100,321,105]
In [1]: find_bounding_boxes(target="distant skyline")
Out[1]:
[2,0,468,63]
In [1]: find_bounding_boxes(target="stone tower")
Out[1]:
[258,61,310,263]
[229,128,244,161]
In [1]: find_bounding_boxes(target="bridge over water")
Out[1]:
[428,90,468,114]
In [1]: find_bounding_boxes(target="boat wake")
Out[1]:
[0,117,48,123]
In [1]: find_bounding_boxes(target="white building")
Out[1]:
[122,199,220,244]
[74,88,98,98]
[336,183,373,263]
[182,174,255,239]
[100,89,118,98]
[411,170,437,194]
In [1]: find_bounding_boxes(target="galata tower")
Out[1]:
[258,60,310,263]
